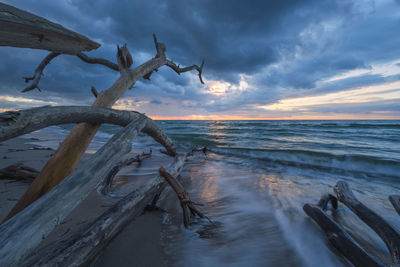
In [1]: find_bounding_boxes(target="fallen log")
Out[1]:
[0,106,175,155]
[389,195,400,216]
[159,166,209,227]
[0,117,147,265]
[0,3,100,53]
[334,181,400,264]
[303,203,385,267]
[22,153,191,266]
[0,163,39,181]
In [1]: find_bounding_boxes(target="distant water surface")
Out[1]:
[38,120,400,266]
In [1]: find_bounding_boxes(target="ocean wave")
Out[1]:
[209,147,400,178]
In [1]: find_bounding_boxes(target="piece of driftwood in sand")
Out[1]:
[334,181,400,264]
[0,3,100,53]
[99,150,153,196]
[159,166,210,227]
[0,163,39,182]
[22,153,191,266]
[0,109,178,265]
[5,34,205,221]
[303,201,384,267]
[389,195,400,216]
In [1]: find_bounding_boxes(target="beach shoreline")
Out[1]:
[0,130,180,266]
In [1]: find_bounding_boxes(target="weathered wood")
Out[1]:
[0,118,146,266]
[0,163,38,181]
[0,106,175,156]
[5,34,203,221]
[389,195,400,216]
[334,181,400,264]
[22,52,60,92]
[99,150,152,196]
[159,166,209,227]
[317,193,338,211]
[303,203,385,267]
[22,153,190,267]
[0,3,100,53]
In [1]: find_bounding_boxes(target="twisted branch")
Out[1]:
[76,53,119,71]
[22,34,205,92]
[22,52,60,92]
[166,59,205,84]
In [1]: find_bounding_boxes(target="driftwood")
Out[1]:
[99,150,153,196]
[334,181,400,264]
[22,153,191,266]
[303,202,384,267]
[0,105,175,156]
[304,181,400,266]
[159,166,209,227]
[0,163,39,182]
[0,3,100,53]
[389,195,400,216]
[5,34,204,221]
[0,117,149,265]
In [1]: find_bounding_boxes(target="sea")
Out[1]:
[29,120,400,266]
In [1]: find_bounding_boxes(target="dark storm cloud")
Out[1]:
[1,0,399,118]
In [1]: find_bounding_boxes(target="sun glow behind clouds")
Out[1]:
[258,81,400,111]
[206,74,249,96]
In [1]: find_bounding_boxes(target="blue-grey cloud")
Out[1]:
[0,0,399,118]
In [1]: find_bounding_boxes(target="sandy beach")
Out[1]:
[0,131,183,266]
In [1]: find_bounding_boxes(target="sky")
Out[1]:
[1,0,400,120]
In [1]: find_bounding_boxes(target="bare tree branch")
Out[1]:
[166,59,205,84]
[22,52,60,92]
[76,53,119,71]
[91,86,99,98]
[22,34,204,93]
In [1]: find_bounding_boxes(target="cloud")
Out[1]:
[0,0,399,119]
[150,99,163,105]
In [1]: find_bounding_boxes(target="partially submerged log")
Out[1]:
[0,163,39,182]
[0,117,149,265]
[22,153,192,266]
[334,181,400,264]
[0,3,100,53]
[303,203,384,267]
[304,181,400,266]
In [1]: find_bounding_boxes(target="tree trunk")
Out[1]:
[22,154,190,267]
[4,35,203,221]
[0,118,148,266]
[0,3,100,53]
